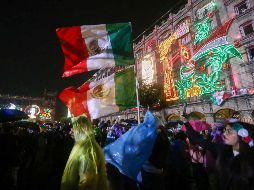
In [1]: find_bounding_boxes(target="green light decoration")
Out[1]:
[175,14,243,102]
[195,44,242,95]
[176,43,243,99]
[193,17,212,45]
[195,72,223,95]
[175,64,195,99]
[39,108,52,119]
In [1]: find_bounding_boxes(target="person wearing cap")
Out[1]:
[184,118,254,190]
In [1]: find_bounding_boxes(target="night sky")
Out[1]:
[0,0,186,98]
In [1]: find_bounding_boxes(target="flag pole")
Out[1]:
[134,66,141,124]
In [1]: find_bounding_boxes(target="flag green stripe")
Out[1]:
[106,23,134,66]
[115,67,137,110]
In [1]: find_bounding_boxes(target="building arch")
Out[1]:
[214,108,241,122]
[166,113,181,122]
[188,111,206,120]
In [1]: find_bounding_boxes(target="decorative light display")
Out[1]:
[159,19,192,101]
[186,83,201,98]
[141,53,156,84]
[158,10,242,103]
[175,64,195,99]
[175,18,190,39]
[180,44,191,61]
[196,1,217,20]
[5,103,22,110]
[234,40,241,47]
[145,38,157,52]
[25,105,40,119]
[158,34,177,62]
[175,17,243,100]
[222,63,230,70]
[39,107,52,119]
[164,62,179,101]
[193,17,213,45]
[193,18,235,54]
[159,34,178,101]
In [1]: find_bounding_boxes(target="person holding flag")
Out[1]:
[56,21,140,190]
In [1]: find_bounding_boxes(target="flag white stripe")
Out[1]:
[81,24,116,71]
[87,73,119,119]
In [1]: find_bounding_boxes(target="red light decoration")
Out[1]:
[190,59,196,65]
[200,65,206,71]
[208,51,214,56]
[222,63,229,70]
[180,44,191,61]
[193,17,235,54]
[234,40,241,47]
[208,12,214,18]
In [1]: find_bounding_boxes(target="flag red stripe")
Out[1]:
[56,26,89,77]
[58,86,91,118]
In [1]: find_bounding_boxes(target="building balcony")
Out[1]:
[240,32,254,45]
[223,0,236,6]
[236,6,254,20]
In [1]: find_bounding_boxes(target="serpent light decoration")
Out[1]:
[176,14,243,100]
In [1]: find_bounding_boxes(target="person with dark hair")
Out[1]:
[184,119,254,190]
[140,125,170,190]
[61,115,109,190]
[188,141,210,190]
[165,131,192,190]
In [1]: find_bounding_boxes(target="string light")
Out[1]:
[159,34,178,101]
[39,108,52,119]
[193,17,213,45]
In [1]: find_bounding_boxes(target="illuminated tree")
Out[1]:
[138,80,166,109]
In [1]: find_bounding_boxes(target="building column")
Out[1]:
[204,113,214,124]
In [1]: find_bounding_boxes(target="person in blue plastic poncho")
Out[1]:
[61,115,109,190]
[104,111,162,189]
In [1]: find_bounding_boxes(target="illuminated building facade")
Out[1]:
[0,91,56,121]
[133,0,254,123]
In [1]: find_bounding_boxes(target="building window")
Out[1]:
[240,21,254,37]
[234,0,250,15]
[247,46,254,61]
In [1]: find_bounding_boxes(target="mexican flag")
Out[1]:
[212,91,231,106]
[59,67,137,119]
[56,22,134,77]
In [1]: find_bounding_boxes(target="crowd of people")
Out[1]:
[0,112,254,190]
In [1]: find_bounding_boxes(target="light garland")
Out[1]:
[196,1,217,20]
[39,107,52,119]
[193,17,213,45]
[164,61,179,101]
[159,34,178,101]
[158,33,177,62]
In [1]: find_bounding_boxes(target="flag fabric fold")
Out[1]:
[59,67,137,119]
[56,23,134,77]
